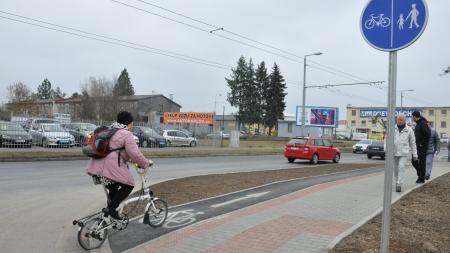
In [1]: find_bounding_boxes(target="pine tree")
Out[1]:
[264,63,287,135]
[254,61,269,134]
[37,78,52,99]
[226,56,248,128]
[113,68,135,96]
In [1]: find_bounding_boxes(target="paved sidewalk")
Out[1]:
[126,161,449,253]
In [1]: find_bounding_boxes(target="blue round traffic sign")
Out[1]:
[360,0,428,51]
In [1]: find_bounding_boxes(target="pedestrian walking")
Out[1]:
[411,111,431,183]
[448,141,450,162]
[425,122,440,180]
[393,113,418,192]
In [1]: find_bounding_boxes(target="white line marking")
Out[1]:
[211,191,270,208]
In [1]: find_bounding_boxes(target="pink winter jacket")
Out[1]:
[86,128,151,186]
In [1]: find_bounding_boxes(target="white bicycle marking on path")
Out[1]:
[162,209,205,229]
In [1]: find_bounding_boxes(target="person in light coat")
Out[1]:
[393,113,418,192]
[425,122,440,180]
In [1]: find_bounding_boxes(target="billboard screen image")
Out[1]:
[310,108,336,126]
[296,106,338,127]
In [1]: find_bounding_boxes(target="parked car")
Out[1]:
[239,131,248,140]
[206,131,247,139]
[352,139,373,153]
[284,137,341,164]
[64,122,97,146]
[24,118,58,131]
[366,140,385,159]
[131,126,167,148]
[162,130,197,147]
[206,131,230,139]
[29,123,75,147]
[180,129,194,137]
[0,121,33,148]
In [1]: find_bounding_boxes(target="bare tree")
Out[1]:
[83,77,113,97]
[79,77,115,120]
[7,82,31,102]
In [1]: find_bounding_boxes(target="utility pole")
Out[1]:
[301,80,385,138]
[301,52,323,136]
[400,89,414,112]
[221,105,225,148]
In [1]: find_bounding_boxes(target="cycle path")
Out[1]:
[117,161,449,253]
[108,166,385,252]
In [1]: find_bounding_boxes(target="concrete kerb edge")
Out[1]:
[324,174,444,252]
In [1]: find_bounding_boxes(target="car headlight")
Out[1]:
[70,136,75,140]
[2,135,11,139]
[49,137,57,141]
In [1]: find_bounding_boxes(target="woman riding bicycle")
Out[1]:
[87,111,153,220]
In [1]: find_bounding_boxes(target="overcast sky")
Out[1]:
[0,0,448,119]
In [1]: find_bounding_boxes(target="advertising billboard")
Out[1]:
[163,112,214,125]
[359,109,421,118]
[296,106,338,128]
[359,108,421,125]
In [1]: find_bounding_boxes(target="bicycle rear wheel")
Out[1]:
[77,217,108,250]
[145,198,168,227]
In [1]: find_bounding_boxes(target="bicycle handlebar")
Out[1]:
[129,161,153,174]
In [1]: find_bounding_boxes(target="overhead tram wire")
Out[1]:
[129,0,308,60]
[117,0,375,84]
[0,10,382,93]
[113,0,382,84]
[0,11,231,70]
[110,0,301,63]
[326,87,385,105]
[406,95,435,107]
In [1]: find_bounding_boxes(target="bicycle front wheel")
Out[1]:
[145,198,168,227]
[77,217,108,250]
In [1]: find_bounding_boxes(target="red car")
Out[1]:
[284,137,341,164]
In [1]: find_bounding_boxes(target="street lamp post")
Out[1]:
[213,94,222,147]
[400,89,414,112]
[301,52,323,136]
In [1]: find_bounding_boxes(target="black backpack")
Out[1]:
[82,126,125,164]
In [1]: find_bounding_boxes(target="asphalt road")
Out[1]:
[0,154,380,253]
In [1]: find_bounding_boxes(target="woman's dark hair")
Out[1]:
[412,111,421,118]
[117,111,133,125]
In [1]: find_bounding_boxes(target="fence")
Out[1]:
[1,117,229,149]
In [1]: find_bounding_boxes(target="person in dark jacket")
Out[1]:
[425,122,440,180]
[412,111,431,183]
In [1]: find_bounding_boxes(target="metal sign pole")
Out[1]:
[380,51,397,253]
